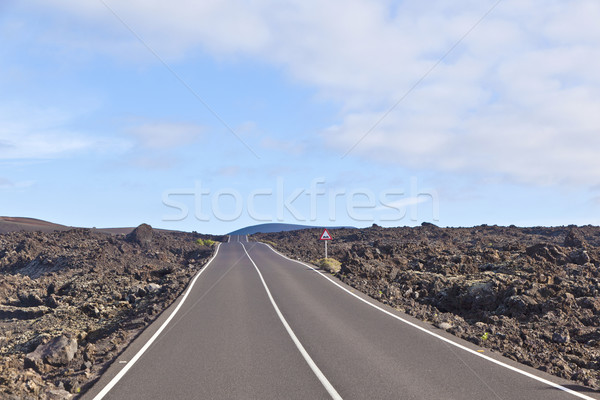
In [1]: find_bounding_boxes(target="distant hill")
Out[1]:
[1,217,142,235]
[1,217,354,237]
[0,217,71,234]
[228,223,355,236]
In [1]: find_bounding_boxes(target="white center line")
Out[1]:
[240,243,343,400]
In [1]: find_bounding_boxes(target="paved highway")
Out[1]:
[84,235,599,400]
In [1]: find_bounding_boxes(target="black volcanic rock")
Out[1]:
[564,228,587,248]
[569,248,591,265]
[525,243,567,264]
[127,224,153,246]
[25,335,78,371]
[17,292,45,307]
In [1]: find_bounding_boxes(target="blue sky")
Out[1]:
[1,0,600,234]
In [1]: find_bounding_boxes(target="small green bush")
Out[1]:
[316,258,341,274]
[196,238,215,246]
[261,240,278,248]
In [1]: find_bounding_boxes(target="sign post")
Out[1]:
[319,228,332,258]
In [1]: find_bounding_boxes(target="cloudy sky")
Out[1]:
[1,0,599,234]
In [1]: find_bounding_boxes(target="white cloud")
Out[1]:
[22,0,600,185]
[0,132,92,160]
[128,122,204,149]
[0,178,35,190]
[0,106,125,160]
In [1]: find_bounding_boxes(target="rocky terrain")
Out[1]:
[0,225,223,399]
[253,224,600,390]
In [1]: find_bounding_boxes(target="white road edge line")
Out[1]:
[259,242,596,400]
[92,243,222,400]
[240,243,343,400]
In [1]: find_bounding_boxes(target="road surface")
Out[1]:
[84,235,600,400]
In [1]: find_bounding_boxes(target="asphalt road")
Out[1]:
[84,235,600,400]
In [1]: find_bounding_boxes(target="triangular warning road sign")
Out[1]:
[319,228,332,240]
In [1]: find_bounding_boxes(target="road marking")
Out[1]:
[259,242,596,400]
[240,243,343,400]
[92,243,222,400]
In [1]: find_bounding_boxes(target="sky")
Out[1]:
[1,0,600,234]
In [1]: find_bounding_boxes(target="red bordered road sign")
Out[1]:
[319,228,332,241]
